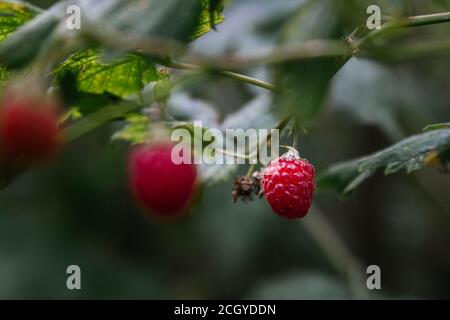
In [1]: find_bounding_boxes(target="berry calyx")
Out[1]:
[261,147,315,219]
[0,92,61,165]
[128,142,198,218]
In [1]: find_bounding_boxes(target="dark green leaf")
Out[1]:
[96,0,203,43]
[0,1,37,41]
[319,129,450,194]
[190,0,225,40]
[273,0,365,123]
[0,0,223,69]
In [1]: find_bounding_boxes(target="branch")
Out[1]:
[356,11,450,49]
[61,11,450,142]
[61,75,192,143]
[167,60,279,91]
[77,11,450,95]
[181,40,350,70]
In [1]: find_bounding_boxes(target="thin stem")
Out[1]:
[246,164,256,178]
[357,11,450,49]
[212,117,291,162]
[61,75,192,143]
[183,40,350,70]
[85,11,450,71]
[167,60,278,92]
[303,205,368,299]
[61,100,141,143]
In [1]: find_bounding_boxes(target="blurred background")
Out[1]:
[0,0,449,299]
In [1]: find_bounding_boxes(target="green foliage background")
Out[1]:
[0,0,450,299]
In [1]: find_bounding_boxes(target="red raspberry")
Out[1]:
[128,142,198,218]
[262,148,315,219]
[0,94,61,164]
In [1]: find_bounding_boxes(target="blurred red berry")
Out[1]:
[0,94,61,164]
[262,149,315,219]
[128,142,198,218]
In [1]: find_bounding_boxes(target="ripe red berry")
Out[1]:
[262,148,315,219]
[128,142,198,218]
[0,94,61,164]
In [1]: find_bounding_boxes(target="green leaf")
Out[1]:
[319,129,450,194]
[95,0,203,43]
[330,58,404,141]
[190,0,225,40]
[274,0,365,123]
[0,2,58,68]
[54,49,167,100]
[200,94,280,185]
[0,1,29,81]
[114,94,280,185]
[112,114,151,145]
[0,1,37,41]
[0,0,223,69]
[0,1,40,38]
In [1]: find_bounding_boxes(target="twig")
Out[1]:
[61,11,450,143]
[167,60,279,91]
[214,117,291,160]
[61,75,192,143]
[357,11,450,48]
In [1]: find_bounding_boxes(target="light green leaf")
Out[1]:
[319,129,450,194]
[274,0,366,123]
[423,123,450,131]
[0,2,58,68]
[200,94,280,185]
[0,2,39,80]
[112,114,151,145]
[54,49,167,99]
[190,0,225,40]
[0,0,223,69]
[96,0,203,43]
